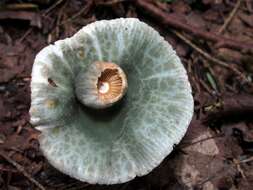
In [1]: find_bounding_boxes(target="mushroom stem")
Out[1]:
[75,61,128,109]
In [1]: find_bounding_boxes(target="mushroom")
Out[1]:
[30,18,194,184]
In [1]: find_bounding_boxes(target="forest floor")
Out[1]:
[0,0,253,189]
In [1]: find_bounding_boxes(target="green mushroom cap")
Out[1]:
[30,18,194,184]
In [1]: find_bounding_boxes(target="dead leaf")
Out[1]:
[0,11,42,28]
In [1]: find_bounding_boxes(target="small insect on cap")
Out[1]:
[30,18,194,184]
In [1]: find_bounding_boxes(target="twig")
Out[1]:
[240,156,253,163]
[202,94,253,124]
[218,0,242,34]
[134,0,253,52]
[95,0,126,6]
[180,133,224,149]
[17,28,33,44]
[199,78,216,96]
[232,156,253,179]
[171,30,249,84]
[44,0,65,15]
[233,158,246,178]
[59,0,94,26]
[55,0,69,38]
[17,0,66,42]
[196,164,231,187]
[245,0,253,13]
[0,151,45,190]
[2,3,38,10]
[196,156,251,188]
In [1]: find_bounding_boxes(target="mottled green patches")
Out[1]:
[32,18,193,185]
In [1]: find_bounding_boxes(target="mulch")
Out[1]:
[0,0,253,189]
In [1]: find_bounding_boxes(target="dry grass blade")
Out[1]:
[135,0,253,51]
[240,156,253,163]
[59,0,94,26]
[95,0,126,6]
[0,151,45,190]
[44,0,65,15]
[172,30,250,84]
[218,0,242,34]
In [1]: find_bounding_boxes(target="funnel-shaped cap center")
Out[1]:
[75,61,128,109]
